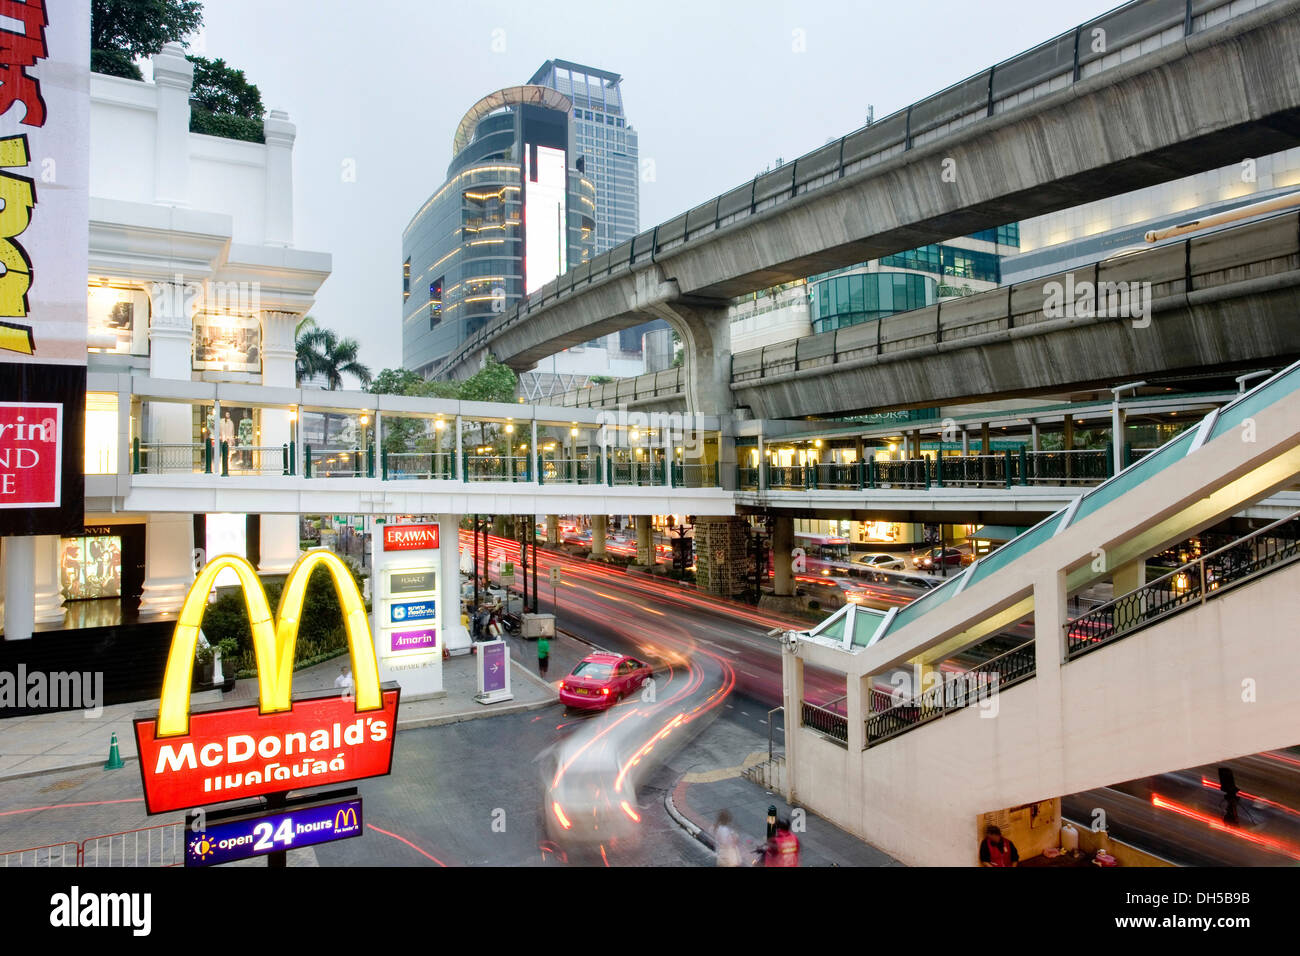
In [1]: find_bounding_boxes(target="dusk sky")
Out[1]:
[184,0,1119,372]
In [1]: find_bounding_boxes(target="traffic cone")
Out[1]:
[104,732,124,770]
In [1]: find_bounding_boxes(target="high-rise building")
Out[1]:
[529,60,639,254]
[401,86,596,378]
[528,59,662,366]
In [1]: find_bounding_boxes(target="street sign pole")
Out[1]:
[550,564,561,611]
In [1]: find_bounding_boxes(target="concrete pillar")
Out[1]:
[546,515,559,547]
[33,534,64,625]
[590,519,607,558]
[151,43,192,207]
[3,536,34,639]
[773,515,794,597]
[694,516,749,597]
[847,673,865,752]
[258,310,299,571]
[438,513,471,655]
[1031,421,1041,452]
[1032,569,1068,797]
[139,513,195,617]
[980,421,991,455]
[148,278,196,448]
[783,645,804,804]
[1063,416,1075,451]
[961,430,970,456]
[263,111,295,248]
[911,429,923,460]
[1112,558,1146,596]
[757,431,768,492]
[635,514,653,565]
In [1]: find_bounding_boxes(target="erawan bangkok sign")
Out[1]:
[134,551,399,815]
[383,523,439,551]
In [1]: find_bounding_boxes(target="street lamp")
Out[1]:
[1109,381,1146,474]
[1235,369,1274,394]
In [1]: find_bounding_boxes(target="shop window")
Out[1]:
[86,283,149,355]
[60,534,123,600]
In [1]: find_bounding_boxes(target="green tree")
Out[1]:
[296,327,372,390]
[187,55,265,143]
[91,0,203,79]
[458,356,517,403]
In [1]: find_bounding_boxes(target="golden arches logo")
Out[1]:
[157,550,381,737]
[334,806,359,831]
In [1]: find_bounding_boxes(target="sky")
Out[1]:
[188,0,1121,373]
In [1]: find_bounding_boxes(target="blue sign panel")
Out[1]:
[390,599,436,623]
[185,798,363,867]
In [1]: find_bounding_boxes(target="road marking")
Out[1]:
[695,638,739,657]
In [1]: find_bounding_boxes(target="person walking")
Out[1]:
[537,634,550,678]
[714,810,743,867]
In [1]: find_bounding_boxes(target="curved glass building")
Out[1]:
[402,86,594,378]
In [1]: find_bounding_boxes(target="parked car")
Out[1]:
[558,653,653,712]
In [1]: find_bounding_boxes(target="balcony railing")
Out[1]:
[306,446,367,478]
[1066,510,1300,660]
[225,444,290,477]
[800,699,848,746]
[132,440,209,475]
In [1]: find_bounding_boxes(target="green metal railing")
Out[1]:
[382,451,455,480]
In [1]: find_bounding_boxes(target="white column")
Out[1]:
[263,111,296,248]
[148,278,195,445]
[1032,569,1068,796]
[783,646,804,804]
[151,43,192,207]
[846,672,865,752]
[139,514,195,618]
[439,514,470,654]
[33,534,64,625]
[3,536,35,639]
[257,310,300,573]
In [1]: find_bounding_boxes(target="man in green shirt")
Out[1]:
[537,635,550,678]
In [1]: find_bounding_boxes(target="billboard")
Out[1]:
[523,143,567,295]
[0,0,90,535]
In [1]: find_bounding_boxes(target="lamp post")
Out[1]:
[1109,380,1146,474]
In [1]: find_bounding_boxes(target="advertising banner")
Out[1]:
[185,794,364,867]
[389,598,436,624]
[0,0,90,535]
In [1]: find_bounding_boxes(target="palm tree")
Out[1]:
[295,321,373,449]
[297,326,372,391]
[294,315,321,385]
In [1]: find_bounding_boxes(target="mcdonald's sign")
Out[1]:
[135,551,400,815]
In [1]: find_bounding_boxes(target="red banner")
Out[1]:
[134,689,399,814]
[0,401,61,508]
[383,523,439,551]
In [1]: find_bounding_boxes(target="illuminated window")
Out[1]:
[84,392,118,474]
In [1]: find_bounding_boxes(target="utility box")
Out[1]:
[522,613,555,639]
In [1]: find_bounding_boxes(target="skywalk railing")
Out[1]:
[800,700,848,747]
[382,451,455,480]
[737,449,1112,491]
[1065,510,1300,660]
[131,440,209,475]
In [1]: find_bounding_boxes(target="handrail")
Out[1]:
[1067,508,1300,658]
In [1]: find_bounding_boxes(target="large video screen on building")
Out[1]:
[524,144,567,296]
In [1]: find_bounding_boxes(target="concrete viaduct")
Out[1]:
[439,0,1300,420]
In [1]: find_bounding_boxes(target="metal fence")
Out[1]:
[1066,510,1300,659]
[307,446,366,478]
[609,460,664,487]
[3,823,185,868]
[225,444,290,476]
[1,842,80,867]
[464,455,529,482]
